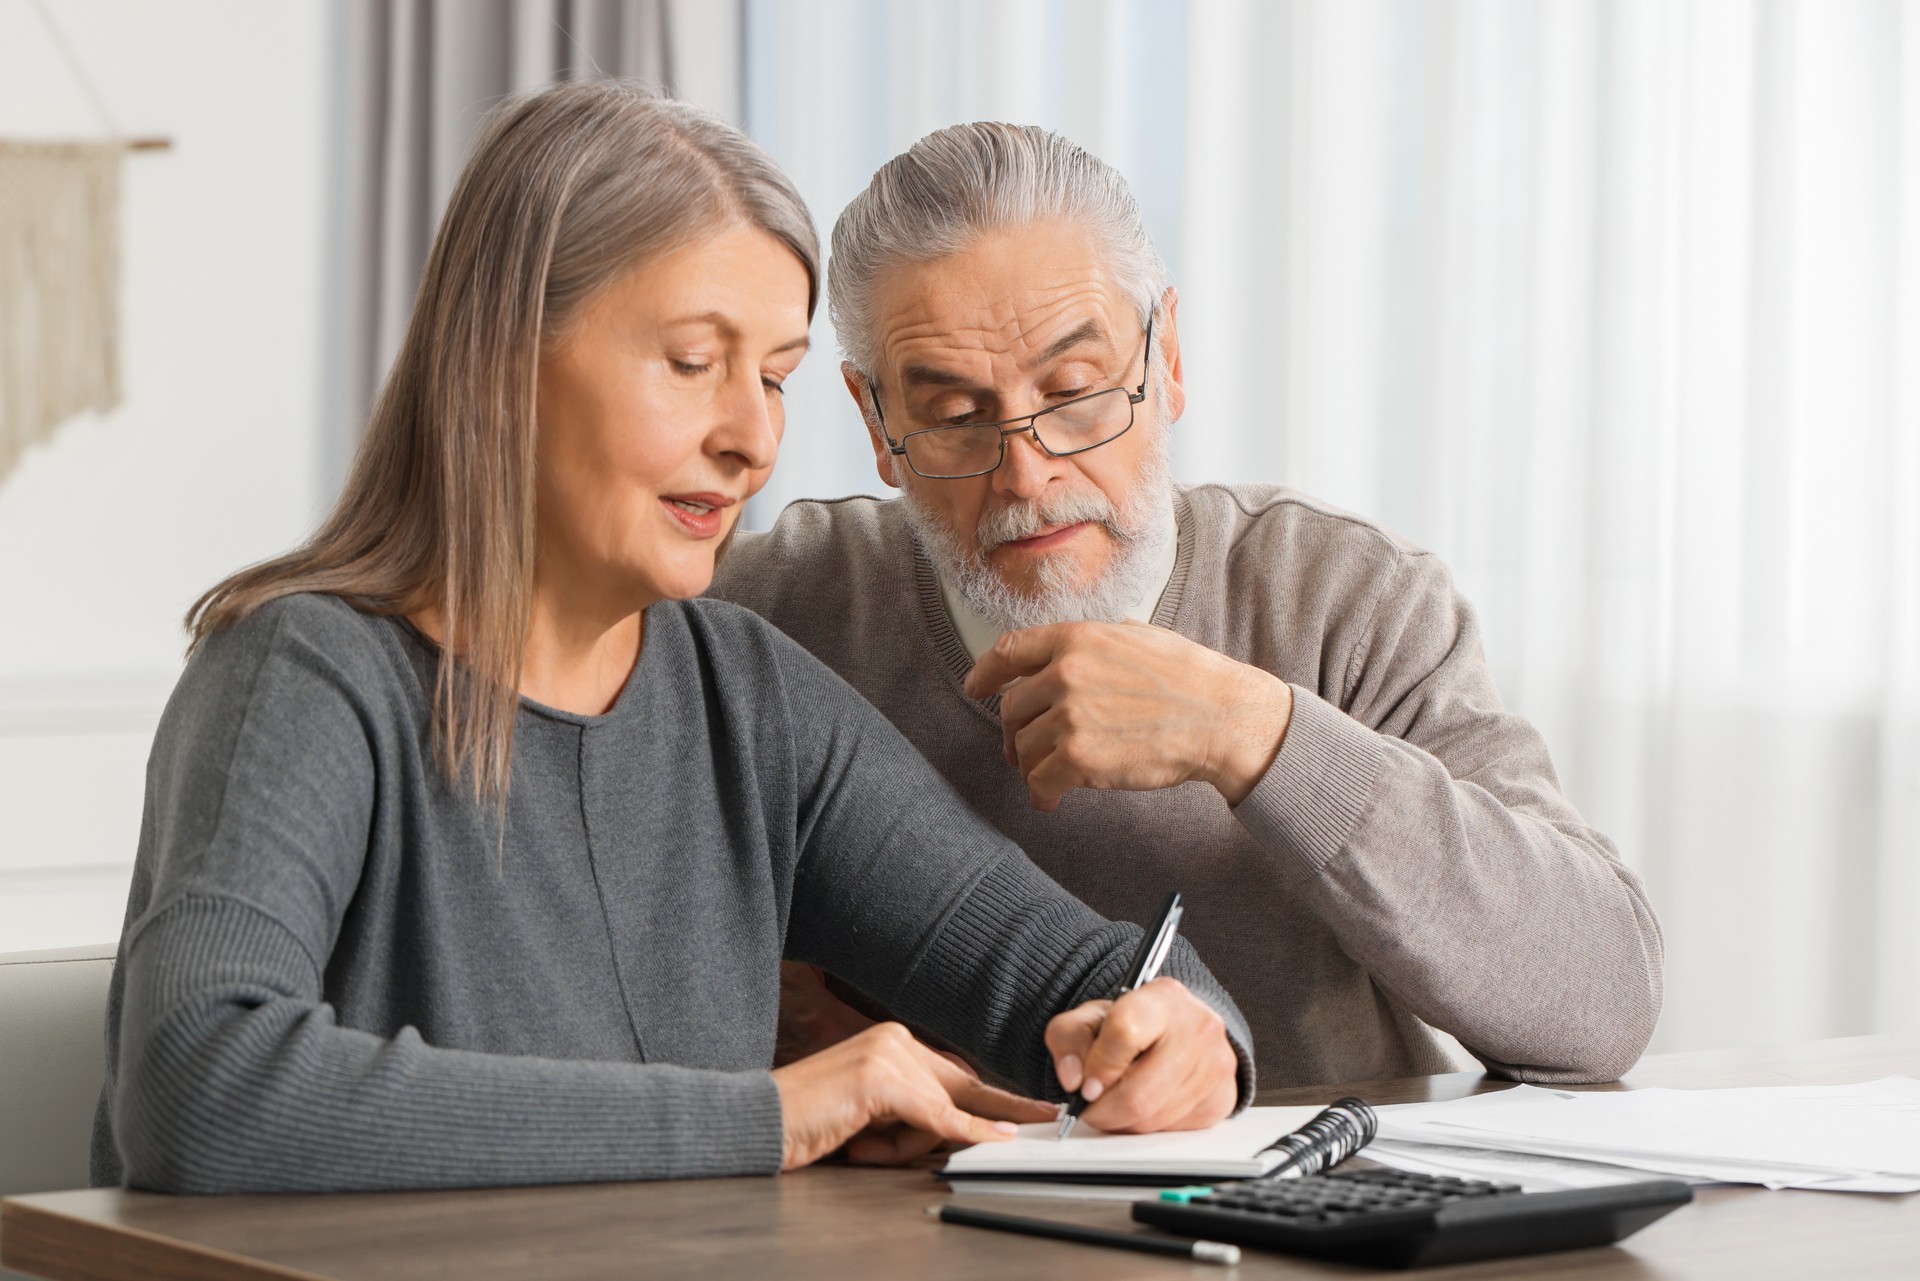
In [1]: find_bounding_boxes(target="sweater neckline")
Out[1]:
[911,488,1198,706]
[387,607,658,729]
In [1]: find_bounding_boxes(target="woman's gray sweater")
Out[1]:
[88,593,1253,1193]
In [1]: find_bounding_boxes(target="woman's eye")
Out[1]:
[671,359,712,376]
[762,377,786,395]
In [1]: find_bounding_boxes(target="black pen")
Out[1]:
[927,1204,1239,1265]
[1058,889,1184,1140]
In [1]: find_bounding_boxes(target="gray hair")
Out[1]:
[827,122,1167,376]
[190,80,818,814]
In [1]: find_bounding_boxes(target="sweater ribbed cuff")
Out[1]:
[1233,686,1389,873]
[889,854,1258,1110]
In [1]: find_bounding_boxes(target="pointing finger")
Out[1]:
[952,1078,1060,1125]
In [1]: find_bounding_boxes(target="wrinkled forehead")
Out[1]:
[867,222,1135,384]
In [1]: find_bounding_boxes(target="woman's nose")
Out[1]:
[714,369,779,471]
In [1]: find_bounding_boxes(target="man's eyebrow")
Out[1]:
[901,363,977,389]
[1035,319,1112,365]
[898,320,1115,390]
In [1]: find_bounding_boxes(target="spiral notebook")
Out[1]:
[940,1105,1330,1184]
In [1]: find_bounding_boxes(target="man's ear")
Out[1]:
[1157,286,1187,424]
[844,360,901,490]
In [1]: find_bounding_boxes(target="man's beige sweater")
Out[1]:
[708,484,1663,1086]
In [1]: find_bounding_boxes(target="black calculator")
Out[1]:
[1131,1167,1693,1269]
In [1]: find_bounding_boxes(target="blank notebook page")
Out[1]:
[941,1106,1326,1179]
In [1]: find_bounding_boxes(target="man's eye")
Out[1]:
[1050,387,1090,400]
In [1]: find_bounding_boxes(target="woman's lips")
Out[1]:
[660,493,732,539]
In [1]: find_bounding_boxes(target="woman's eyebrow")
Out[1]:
[661,310,735,333]
[659,311,810,355]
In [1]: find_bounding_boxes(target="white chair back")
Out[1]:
[0,944,115,1200]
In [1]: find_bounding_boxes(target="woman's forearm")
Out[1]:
[114,894,784,1193]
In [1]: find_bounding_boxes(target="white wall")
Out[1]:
[0,0,333,951]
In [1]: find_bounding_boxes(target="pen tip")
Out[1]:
[1056,1114,1076,1141]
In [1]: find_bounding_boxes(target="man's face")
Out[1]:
[848,220,1185,604]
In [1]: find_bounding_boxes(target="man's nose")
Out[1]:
[990,424,1061,499]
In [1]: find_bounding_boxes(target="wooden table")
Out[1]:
[5,1035,1916,1280]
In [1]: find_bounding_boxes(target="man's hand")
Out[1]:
[775,962,878,1066]
[961,621,1293,811]
[1046,976,1240,1133]
[771,1023,1057,1169]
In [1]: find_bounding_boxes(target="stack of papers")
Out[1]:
[1368,1077,1920,1194]
[940,1105,1324,1197]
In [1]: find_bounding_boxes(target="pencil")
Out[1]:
[926,1203,1240,1265]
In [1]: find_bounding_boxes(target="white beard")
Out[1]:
[897,437,1177,633]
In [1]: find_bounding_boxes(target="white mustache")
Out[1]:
[975,489,1126,552]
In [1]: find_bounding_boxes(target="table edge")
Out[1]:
[2,1197,328,1281]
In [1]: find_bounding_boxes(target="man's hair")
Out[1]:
[827,122,1168,376]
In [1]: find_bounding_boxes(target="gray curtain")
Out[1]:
[322,0,744,492]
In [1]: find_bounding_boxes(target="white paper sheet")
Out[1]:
[1361,1138,1694,1192]
[1371,1077,1920,1193]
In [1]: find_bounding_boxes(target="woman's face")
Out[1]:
[534,224,811,611]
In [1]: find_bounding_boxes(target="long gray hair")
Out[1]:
[188,81,818,810]
[828,122,1166,376]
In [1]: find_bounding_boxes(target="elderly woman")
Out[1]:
[89,81,1250,1194]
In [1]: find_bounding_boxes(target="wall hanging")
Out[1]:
[0,0,168,486]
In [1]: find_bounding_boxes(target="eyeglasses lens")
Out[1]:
[903,389,1134,479]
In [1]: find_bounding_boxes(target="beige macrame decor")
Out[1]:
[0,140,124,486]
[0,0,169,487]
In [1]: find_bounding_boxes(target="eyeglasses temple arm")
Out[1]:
[865,376,907,453]
[1134,311,1155,398]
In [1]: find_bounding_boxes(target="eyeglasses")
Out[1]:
[870,316,1154,480]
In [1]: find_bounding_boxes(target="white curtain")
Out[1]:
[743,0,1920,1053]
[326,0,743,492]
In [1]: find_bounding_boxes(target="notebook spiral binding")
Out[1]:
[1260,1096,1379,1179]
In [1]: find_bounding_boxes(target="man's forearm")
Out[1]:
[1233,687,1663,1083]
[774,962,876,1066]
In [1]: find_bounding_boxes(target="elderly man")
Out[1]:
[709,123,1662,1090]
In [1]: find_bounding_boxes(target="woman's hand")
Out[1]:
[1045,977,1239,1133]
[771,1022,1058,1170]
